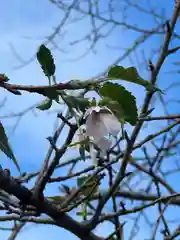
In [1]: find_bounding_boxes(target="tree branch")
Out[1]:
[0,167,103,240]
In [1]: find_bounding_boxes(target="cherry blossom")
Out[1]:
[84,106,121,148]
[76,107,121,166]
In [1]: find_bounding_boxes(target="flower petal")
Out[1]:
[85,106,112,118]
[86,111,108,139]
[99,113,121,136]
[95,137,112,151]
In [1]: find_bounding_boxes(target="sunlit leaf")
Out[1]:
[76,211,87,217]
[108,65,155,91]
[99,82,138,125]
[37,44,55,77]
[76,210,93,217]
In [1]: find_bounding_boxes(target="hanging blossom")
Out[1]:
[84,106,121,143]
[84,106,121,163]
[76,106,121,166]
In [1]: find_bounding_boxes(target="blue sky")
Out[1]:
[0,0,180,239]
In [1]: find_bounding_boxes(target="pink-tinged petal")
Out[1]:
[99,150,106,158]
[84,106,102,119]
[84,106,112,118]
[99,113,121,136]
[95,137,112,151]
[86,111,108,139]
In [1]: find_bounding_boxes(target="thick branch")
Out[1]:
[0,167,102,240]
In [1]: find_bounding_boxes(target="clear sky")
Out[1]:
[0,0,180,239]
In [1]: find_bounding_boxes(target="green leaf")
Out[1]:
[108,65,153,90]
[77,174,99,196]
[77,175,89,188]
[0,74,9,82]
[76,211,93,217]
[99,82,138,125]
[37,44,55,77]
[62,94,90,112]
[76,211,87,217]
[36,98,53,111]
[42,88,59,100]
[99,97,125,124]
[0,123,20,172]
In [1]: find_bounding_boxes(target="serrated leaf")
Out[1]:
[99,97,125,123]
[0,123,20,172]
[108,65,153,90]
[37,44,55,77]
[36,98,52,111]
[99,82,138,125]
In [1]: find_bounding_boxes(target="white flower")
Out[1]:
[77,108,121,167]
[95,137,112,151]
[84,106,121,151]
